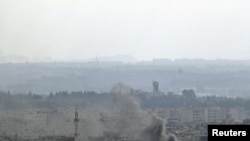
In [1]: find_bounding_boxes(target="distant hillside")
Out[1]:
[1,61,250,98]
[0,55,30,63]
[85,55,137,63]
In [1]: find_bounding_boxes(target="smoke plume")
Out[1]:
[108,82,177,141]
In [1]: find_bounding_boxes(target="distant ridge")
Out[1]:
[1,55,250,65]
[0,55,30,63]
[85,55,137,63]
[0,55,59,63]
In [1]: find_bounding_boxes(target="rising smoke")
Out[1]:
[109,82,150,139]
[141,115,178,141]
[107,82,177,141]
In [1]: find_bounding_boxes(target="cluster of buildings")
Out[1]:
[147,106,248,125]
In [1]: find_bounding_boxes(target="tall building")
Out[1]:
[153,80,159,93]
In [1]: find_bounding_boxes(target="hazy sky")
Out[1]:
[0,0,250,61]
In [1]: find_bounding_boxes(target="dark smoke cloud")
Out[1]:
[109,82,150,139]
[109,82,178,141]
[141,115,178,141]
